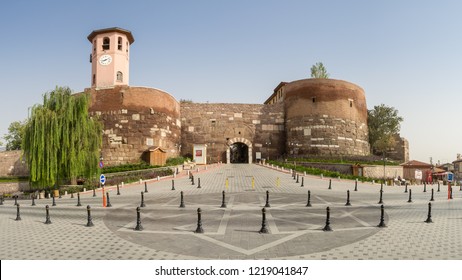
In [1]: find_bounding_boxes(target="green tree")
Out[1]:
[310,62,330,78]
[367,104,403,155]
[3,120,26,151]
[22,87,103,188]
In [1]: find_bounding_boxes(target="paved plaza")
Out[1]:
[1,163,462,260]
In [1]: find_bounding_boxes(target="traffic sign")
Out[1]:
[99,161,104,168]
[100,174,106,185]
[447,173,453,182]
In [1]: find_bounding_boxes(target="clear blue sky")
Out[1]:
[1,0,461,164]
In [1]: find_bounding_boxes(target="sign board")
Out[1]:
[415,170,422,180]
[100,174,106,185]
[255,152,262,160]
[99,161,104,168]
[193,144,207,165]
[447,172,454,182]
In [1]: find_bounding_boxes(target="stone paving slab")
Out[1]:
[1,163,462,260]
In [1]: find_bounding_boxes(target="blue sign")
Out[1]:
[99,161,104,168]
[447,173,453,182]
[100,174,106,185]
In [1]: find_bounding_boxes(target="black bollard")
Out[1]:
[106,192,112,207]
[430,188,434,202]
[354,180,358,192]
[179,191,185,208]
[86,205,94,227]
[259,207,269,234]
[14,195,18,206]
[76,193,82,207]
[194,208,204,233]
[31,194,36,206]
[293,170,296,180]
[71,192,74,199]
[93,188,96,197]
[15,203,21,221]
[377,204,386,228]
[306,190,312,207]
[264,190,271,208]
[45,205,51,224]
[404,183,408,193]
[301,177,304,187]
[328,179,332,190]
[437,181,440,192]
[378,190,383,204]
[171,180,175,191]
[322,207,332,231]
[140,191,146,208]
[117,184,120,195]
[220,191,227,208]
[423,182,427,193]
[144,182,148,193]
[296,174,299,183]
[134,207,143,231]
[0,195,3,205]
[345,190,351,206]
[197,178,201,189]
[52,193,56,207]
[191,175,195,185]
[407,189,413,203]
[425,202,433,223]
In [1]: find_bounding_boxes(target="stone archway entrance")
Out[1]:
[226,137,253,164]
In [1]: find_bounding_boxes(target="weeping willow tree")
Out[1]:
[22,87,102,189]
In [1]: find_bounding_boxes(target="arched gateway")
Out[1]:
[226,137,253,164]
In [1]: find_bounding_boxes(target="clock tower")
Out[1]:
[88,27,134,88]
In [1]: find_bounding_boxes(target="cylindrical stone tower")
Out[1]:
[284,78,369,157]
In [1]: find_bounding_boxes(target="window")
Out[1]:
[350,100,353,107]
[102,37,110,50]
[118,37,122,50]
[126,42,129,53]
[116,71,123,82]
[93,40,96,54]
[312,97,317,103]
[92,74,96,86]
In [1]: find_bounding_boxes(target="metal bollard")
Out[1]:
[430,188,434,202]
[405,183,408,193]
[197,178,201,189]
[15,203,21,221]
[264,190,271,208]
[345,190,351,206]
[354,180,358,192]
[259,207,269,234]
[52,193,56,207]
[377,205,386,228]
[171,180,175,191]
[93,188,96,197]
[144,182,148,193]
[106,192,112,207]
[86,205,94,227]
[296,174,299,183]
[191,175,195,185]
[45,205,51,224]
[328,179,332,190]
[76,193,82,207]
[322,207,332,231]
[140,191,146,208]
[306,190,312,207]
[423,182,427,193]
[194,208,204,233]
[378,189,383,204]
[301,177,304,187]
[14,195,18,206]
[407,189,412,203]
[179,191,185,208]
[0,195,3,205]
[134,207,143,231]
[117,184,120,195]
[220,191,227,208]
[425,202,433,223]
[31,194,36,206]
[437,181,440,192]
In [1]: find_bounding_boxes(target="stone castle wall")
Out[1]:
[284,79,370,157]
[180,102,285,162]
[0,151,29,177]
[86,86,181,166]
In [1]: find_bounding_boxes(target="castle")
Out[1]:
[84,27,403,166]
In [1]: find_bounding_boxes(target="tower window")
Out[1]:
[102,37,110,50]
[92,74,96,86]
[93,40,96,54]
[118,37,122,50]
[116,71,123,82]
[312,97,317,103]
[126,42,129,53]
[350,100,353,107]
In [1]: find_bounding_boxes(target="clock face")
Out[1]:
[99,54,112,65]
